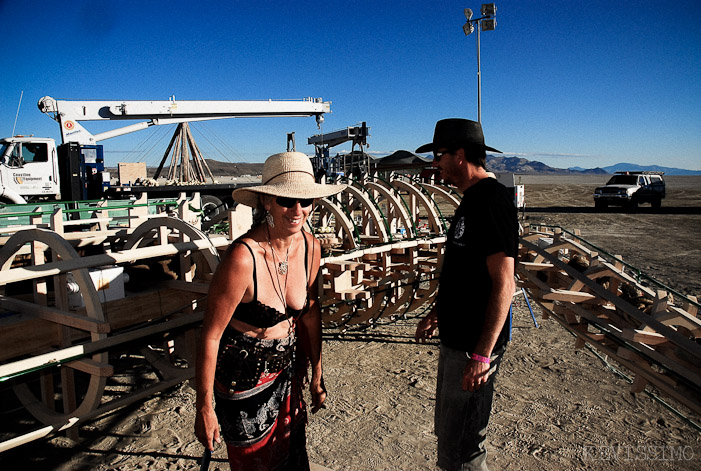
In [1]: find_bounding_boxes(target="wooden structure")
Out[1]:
[0,174,452,451]
[312,174,457,327]
[518,225,701,415]
[154,122,216,184]
[0,194,220,451]
[1,174,699,453]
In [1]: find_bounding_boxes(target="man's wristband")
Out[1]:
[469,353,491,364]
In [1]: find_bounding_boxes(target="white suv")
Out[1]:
[593,172,665,209]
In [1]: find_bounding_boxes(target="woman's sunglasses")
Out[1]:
[276,196,313,208]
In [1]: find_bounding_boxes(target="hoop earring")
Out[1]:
[265,211,275,228]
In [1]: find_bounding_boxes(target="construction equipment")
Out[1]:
[308,122,370,180]
[0,95,330,206]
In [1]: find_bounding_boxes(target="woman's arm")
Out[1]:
[194,242,253,450]
[298,233,327,413]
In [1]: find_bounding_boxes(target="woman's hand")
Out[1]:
[195,406,221,451]
[310,377,327,413]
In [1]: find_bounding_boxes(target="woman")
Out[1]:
[195,152,346,470]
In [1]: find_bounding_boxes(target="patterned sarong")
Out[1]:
[214,327,309,470]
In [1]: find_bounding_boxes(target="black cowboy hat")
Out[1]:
[416,118,501,154]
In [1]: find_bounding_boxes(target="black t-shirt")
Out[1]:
[435,177,519,352]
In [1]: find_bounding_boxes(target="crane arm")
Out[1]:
[308,122,369,149]
[38,96,330,145]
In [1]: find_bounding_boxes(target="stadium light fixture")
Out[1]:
[481,3,496,16]
[462,3,498,123]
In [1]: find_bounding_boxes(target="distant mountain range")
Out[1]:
[138,156,699,177]
[486,156,608,175]
[568,162,701,176]
[487,156,700,175]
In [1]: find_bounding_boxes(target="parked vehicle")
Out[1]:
[593,171,665,209]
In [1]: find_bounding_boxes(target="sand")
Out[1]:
[1,175,699,470]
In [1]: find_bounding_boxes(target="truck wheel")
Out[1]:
[595,200,607,210]
[651,197,662,209]
[200,195,224,222]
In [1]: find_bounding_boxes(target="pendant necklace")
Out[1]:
[275,248,290,275]
[262,230,293,336]
[268,229,291,275]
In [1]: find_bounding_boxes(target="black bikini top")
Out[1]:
[231,234,310,328]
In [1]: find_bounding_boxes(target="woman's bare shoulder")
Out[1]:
[303,230,321,249]
[226,228,265,257]
[219,239,258,275]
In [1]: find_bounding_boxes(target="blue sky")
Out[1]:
[1,0,699,170]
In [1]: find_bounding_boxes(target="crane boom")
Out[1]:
[38,96,331,145]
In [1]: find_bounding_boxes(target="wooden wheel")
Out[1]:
[122,217,220,378]
[0,229,108,427]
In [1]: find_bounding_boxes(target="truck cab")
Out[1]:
[0,137,61,203]
[593,171,665,209]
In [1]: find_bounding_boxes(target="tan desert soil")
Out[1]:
[0,175,699,470]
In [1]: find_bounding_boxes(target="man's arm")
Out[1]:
[462,251,515,392]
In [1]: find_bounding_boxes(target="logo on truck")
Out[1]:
[64,121,75,130]
[13,173,43,185]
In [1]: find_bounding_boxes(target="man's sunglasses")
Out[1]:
[276,196,313,208]
[433,149,455,161]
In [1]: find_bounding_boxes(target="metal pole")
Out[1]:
[12,90,24,136]
[477,22,482,124]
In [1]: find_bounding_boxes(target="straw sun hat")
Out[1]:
[232,152,347,208]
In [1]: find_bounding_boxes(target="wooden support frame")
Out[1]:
[518,227,701,414]
[0,216,220,446]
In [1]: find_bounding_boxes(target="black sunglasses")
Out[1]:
[276,196,313,208]
[433,149,456,161]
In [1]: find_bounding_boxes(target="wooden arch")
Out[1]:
[365,181,416,238]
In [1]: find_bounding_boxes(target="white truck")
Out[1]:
[593,171,665,209]
[0,136,60,203]
[0,96,330,213]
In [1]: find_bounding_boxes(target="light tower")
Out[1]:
[463,3,497,124]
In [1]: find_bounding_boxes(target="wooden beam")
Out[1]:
[0,311,202,381]
[0,238,221,286]
[621,329,669,346]
[543,289,596,303]
[159,279,211,294]
[0,296,110,334]
[519,261,555,270]
[66,358,114,377]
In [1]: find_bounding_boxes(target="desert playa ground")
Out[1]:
[1,175,699,470]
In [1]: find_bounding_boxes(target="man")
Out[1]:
[414,118,518,471]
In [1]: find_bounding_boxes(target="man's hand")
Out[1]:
[414,313,438,343]
[462,359,491,392]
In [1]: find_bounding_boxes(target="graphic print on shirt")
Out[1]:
[453,216,466,247]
